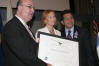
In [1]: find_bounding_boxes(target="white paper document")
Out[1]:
[38,33,79,66]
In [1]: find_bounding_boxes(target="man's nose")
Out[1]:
[31,7,34,13]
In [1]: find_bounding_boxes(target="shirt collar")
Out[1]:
[65,26,74,38]
[65,26,74,32]
[15,15,27,26]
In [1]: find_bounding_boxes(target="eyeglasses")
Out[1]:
[21,4,34,9]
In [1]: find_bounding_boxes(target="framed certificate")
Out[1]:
[38,32,79,66]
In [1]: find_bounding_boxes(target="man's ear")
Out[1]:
[18,5,22,12]
[61,21,64,25]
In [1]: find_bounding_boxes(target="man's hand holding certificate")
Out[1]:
[38,33,79,66]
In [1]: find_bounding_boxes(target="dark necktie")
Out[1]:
[29,28,35,39]
[67,30,72,39]
[25,25,35,39]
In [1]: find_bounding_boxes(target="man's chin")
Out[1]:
[26,18,32,22]
[29,17,33,20]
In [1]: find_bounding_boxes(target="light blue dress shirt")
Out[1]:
[65,26,74,39]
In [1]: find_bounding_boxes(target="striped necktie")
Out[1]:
[25,25,35,40]
[67,30,72,39]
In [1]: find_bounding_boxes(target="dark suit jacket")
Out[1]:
[2,16,47,66]
[60,26,96,66]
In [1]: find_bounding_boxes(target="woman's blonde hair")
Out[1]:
[41,10,57,27]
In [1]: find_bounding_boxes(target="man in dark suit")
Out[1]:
[60,10,96,66]
[2,0,52,66]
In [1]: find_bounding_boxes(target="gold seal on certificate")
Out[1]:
[38,32,79,66]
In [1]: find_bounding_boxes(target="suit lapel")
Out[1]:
[73,26,79,41]
[61,27,66,38]
[61,26,79,41]
[14,16,35,40]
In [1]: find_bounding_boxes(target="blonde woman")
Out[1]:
[35,10,61,42]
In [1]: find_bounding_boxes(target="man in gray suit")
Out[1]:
[2,0,52,66]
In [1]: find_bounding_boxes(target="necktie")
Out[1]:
[67,30,72,39]
[29,28,35,38]
[25,25,35,40]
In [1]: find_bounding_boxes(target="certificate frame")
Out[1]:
[37,31,78,41]
[38,32,79,66]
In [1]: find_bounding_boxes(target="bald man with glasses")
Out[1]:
[2,0,52,66]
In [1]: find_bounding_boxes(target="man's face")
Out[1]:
[20,0,34,22]
[63,13,74,29]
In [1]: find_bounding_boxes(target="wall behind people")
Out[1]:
[0,0,70,11]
